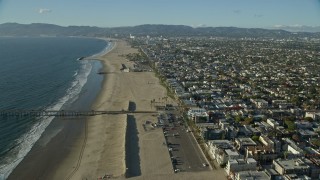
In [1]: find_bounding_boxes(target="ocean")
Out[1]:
[0,37,109,178]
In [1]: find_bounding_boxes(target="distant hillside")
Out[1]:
[272,25,320,33]
[0,23,106,37]
[0,23,319,38]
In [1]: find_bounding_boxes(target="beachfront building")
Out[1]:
[225,158,257,178]
[235,138,257,155]
[273,158,320,179]
[201,127,225,140]
[273,158,311,178]
[187,108,209,123]
[207,140,243,166]
[234,171,270,180]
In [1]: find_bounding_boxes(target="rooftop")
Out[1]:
[236,171,270,180]
[275,158,310,170]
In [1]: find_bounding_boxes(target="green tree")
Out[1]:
[244,117,254,125]
[304,117,313,122]
[235,115,243,123]
[251,135,260,142]
[284,120,296,131]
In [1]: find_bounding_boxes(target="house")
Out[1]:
[187,108,209,123]
[251,99,268,109]
[259,136,281,153]
[208,140,235,165]
[282,138,304,157]
[201,127,225,140]
[235,171,270,180]
[305,111,320,121]
[225,158,257,177]
[267,118,279,128]
[295,121,313,130]
[225,126,237,140]
[298,129,318,139]
[273,158,310,177]
[235,138,257,154]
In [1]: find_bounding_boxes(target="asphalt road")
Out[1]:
[160,110,210,173]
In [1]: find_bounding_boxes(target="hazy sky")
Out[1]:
[0,0,319,28]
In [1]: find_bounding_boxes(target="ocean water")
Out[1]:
[0,37,108,178]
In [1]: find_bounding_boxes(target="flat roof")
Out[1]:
[225,149,240,156]
[237,171,270,180]
[237,138,257,146]
[275,158,309,170]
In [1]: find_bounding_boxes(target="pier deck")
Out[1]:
[0,110,157,117]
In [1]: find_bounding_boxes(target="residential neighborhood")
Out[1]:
[127,35,320,180]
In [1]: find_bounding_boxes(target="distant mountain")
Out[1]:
[272,25,320,33]
[0,23,106,37]
[0,23,319,38]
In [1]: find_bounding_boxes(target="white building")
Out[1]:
[283,138,304,156]
[235,171,270,180]
[251,99,268,109]
[273,158,310,177]
[267,118,279,128]
[187,108,209,123]
[259,135,281,153]
[129,34,135,39]
[305,111,320,121]
[208,140,243,166]
[225,158,257,176]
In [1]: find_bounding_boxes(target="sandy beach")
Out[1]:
[50,39,226,180]
[47,39,170,179]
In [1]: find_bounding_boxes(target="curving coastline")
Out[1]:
[4,37,108,180]
[8,39,190,180]
[53,39,175,180]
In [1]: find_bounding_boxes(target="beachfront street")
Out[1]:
[161,110,210,173]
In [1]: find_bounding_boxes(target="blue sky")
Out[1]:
[0,0,319,28]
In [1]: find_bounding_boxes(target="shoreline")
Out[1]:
[55,39,175,179]
[52,39,129,179]
[54,39,195,179]
[6,38,227,180]
[6,38,110,180]
[64,39,226,180]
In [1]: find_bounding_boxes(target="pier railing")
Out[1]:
[0,110,157,117]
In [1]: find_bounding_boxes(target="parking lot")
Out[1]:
[158,108,210,173]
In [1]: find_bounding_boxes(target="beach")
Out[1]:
[45,39,171,179]
[8,39,226,180]
[52,39,227,180]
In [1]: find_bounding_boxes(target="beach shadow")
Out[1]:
[128,101,136,111]
[125,115,141,178]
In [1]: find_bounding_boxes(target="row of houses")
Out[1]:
[131,36,320,179]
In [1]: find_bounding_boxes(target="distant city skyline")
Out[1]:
[0,0,319,28]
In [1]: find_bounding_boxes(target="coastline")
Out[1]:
[7,38,226,180]
[54,39,176,179]
[6,38,108,180]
